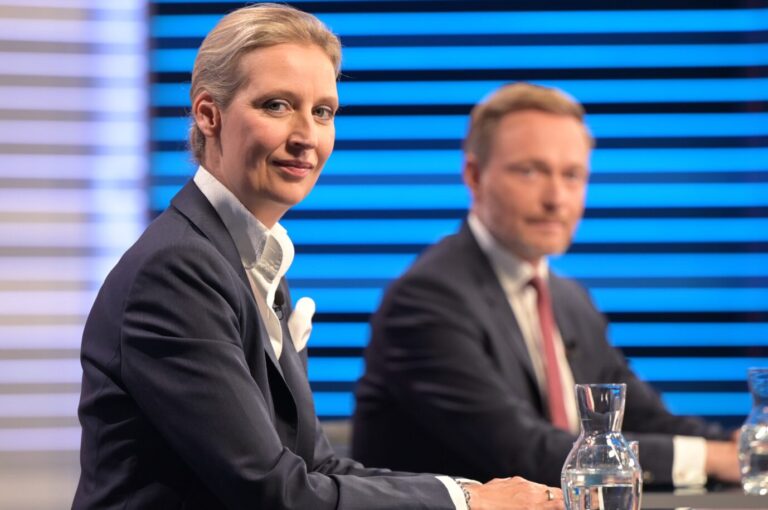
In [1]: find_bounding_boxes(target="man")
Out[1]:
[352,83,741,487]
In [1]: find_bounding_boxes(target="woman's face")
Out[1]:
[205,43,338,227]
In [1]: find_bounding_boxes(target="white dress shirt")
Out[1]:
[194,167,469,509]
[468,214,707,487]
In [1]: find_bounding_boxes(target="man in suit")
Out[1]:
[352,83,741,488]
[73,6,563,509]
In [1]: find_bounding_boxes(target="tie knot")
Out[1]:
[529,274,545,292]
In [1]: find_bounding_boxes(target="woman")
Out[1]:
[73,4,563,509]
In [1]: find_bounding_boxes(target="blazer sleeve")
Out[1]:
[120,242,453,510]
[561,281,731,485]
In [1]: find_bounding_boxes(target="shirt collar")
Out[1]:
[467,213,549,293]
[193,166,294,289]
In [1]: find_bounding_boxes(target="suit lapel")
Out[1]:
[458,225,539,391]
[278,319,316,466]
[171,181,286,378]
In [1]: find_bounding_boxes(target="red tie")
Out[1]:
[530,275,570,430]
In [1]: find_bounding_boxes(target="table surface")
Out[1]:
[643,486,768,509]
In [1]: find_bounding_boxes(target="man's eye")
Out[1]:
[515,166,536,176]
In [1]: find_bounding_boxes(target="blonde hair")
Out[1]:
[463,82,591,167]
[188,3,341,163]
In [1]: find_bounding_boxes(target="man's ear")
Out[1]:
[462,154,481,200]
[192,91,221,138]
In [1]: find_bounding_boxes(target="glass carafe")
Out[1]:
[561,383,642,510]
[739,367,768,495]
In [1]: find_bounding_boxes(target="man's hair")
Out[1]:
[463,82,592,167]
[188,3,341,163]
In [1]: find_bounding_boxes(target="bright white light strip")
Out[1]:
[0,291,97,316]
[0,427,81,452]
[0,256,121,281]
[0,155,148,181]
[0,53,143,78]
[0,325,84,349]
[0,0,138,8]
[0,189,146,215]
[0,359,82,384]
[0,222,144,248]
[0,120,144,147]
[0,394,80,418]
[0,19,145,44]
[0,86,145,112]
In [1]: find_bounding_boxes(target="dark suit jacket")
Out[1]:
[352,223,729,487]
[73,181,453,510]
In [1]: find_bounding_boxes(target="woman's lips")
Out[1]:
[273,159,313,178]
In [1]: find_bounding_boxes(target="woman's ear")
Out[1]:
[192,91,221,138]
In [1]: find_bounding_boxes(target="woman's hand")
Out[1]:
[465,476,564,510]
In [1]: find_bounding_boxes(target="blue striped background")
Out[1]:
[150,1,768,424]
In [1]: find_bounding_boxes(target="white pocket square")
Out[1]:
[288,297,315,353]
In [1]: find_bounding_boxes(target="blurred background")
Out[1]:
[1,0,766,508]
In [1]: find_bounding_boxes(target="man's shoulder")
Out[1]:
[407,228,476,276]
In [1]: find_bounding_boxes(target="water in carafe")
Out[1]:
[739,367,768,495]
[561,384,642,510]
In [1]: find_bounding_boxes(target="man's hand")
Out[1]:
[465,476,564,510]
[705,439,741,483]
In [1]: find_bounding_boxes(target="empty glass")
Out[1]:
[561,383,642,510]
[739,367,768,495]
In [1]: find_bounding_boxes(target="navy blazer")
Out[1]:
[73,181,453,509]
[352,223,729,486]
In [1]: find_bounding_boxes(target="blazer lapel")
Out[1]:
[275,282,316,465]
[459,225,539,391]
[171,181,286,377]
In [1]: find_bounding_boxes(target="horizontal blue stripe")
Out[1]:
[610,323,768,347]
[151,147,768,179]
[283,219,460,244]
[151,10,768,38]
[573,218,768,243]
[292,288,382,313]
[313,390,747,418]
[296,184,468,210]
[295,183,768,210]
[340,78,768,105]
[308,357,364,382]
[291,254,416,279]
[309,323,370,348]
[661,392,750,417]
[586,183,768,208]
[294,287,768,314]
[592,288,768,313]
[152,182,768,211]
[152,78,768,107]
[592,148,768,173]
[291,254,768,280]
[310,322,768,350]
[628,358,768,381]
[150,44,768,72]
[152,113,768,141]
[313,391,354,417]
[551,254,768,279]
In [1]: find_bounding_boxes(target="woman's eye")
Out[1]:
[314,106,335,120]
[263,100,289,113]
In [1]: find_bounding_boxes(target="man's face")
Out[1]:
[464,110,591,264]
